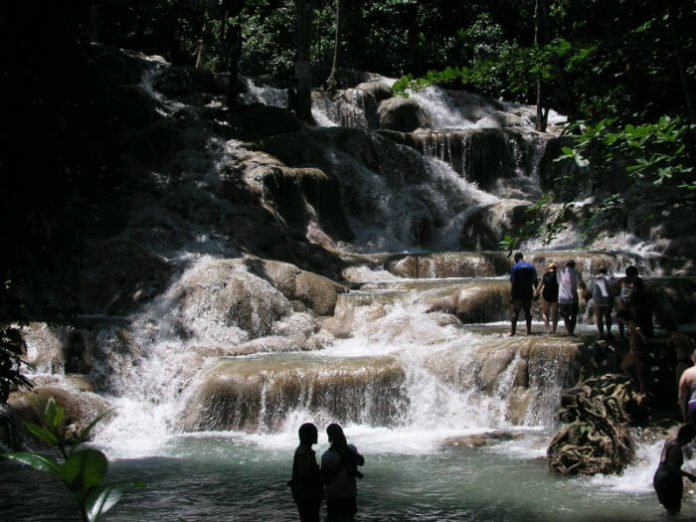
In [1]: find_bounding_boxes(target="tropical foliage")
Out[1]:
[1,398,144,522]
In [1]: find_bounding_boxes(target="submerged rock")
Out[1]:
[443,430,521,448]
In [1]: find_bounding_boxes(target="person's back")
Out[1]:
[589,272,614,306]
[511,259,537,301]
[509,252,538,336]
[290,423,323,522]
[322,444,360,500]
[541,268,559,302]
[558,265,582,304]
[321,424,364,522]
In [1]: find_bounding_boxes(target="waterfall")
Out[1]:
[80,254,581,459]
[12,50,664,475]
[239,77,288,108]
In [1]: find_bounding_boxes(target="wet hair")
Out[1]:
[326,423,363,480]
[625,266,638,277]
[326,423,347,447]
[299,423,318,445]
[678,424,696,443]
[514,252,523,262]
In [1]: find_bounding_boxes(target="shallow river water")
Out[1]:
[0,428,684,521]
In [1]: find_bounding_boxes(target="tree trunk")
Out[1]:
[295,0,315,123]
[195,13,211,69]
[667,0,696,124]
[223,0,244,108]
[534,0,547,132]
[324,0,344,94]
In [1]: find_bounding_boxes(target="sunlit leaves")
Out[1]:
[0,398,143,521]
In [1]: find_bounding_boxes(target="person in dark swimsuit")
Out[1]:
[536,262,559,333]
[653,424,696,514]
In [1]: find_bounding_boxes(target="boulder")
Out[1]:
[173,258,292,341]
[229,104,304,141]
[424,280,511,323]
[154,65,225,96]
[356,81,393,102]
[8,385,110,447]
[244,257,346,316]
[378,97,432,132]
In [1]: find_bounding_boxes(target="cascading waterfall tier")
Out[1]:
[11,49,692,469]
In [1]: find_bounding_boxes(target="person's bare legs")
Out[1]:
[523,304,532,335]
[510,303,520,336]
[550,302,558,333]
[541,300,550,332]
[593,304,605,338]
[605,307,613,338]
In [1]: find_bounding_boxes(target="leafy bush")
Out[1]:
[2,398,144,522]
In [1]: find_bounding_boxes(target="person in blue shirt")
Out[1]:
[509,252,538,336]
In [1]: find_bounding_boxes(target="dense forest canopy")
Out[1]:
[1,0,695,401]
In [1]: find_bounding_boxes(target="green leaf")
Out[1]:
[85,481,146,522]
[76,409,113,444]
[2,451,61,476]
[45,397,65,431]
[61,449,108,493]
[22,420,60,446]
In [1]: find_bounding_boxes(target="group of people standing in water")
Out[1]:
[509,252,696,514]
[286,256,695,519]
[289,423,364,522]
[509,252,654,341]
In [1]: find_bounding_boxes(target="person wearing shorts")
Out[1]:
[509,252,538,336]
[557,260,585,336]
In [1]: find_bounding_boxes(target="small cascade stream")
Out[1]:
[4,54,694,521]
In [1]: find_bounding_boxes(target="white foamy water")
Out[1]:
[69,54,674,513]
[240,77,288,108]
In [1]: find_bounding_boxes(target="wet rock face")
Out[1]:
[383,252,511,278]
[179,357,407,432]
[8,385,110,447]
[229,103,304,141]
[356,81,393,102]
[154,65,225,97]
[378,97,432,132]
[81,238,175,315]
[173,258,293,341]
[424,280,511,323]
[244,258,346,316]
